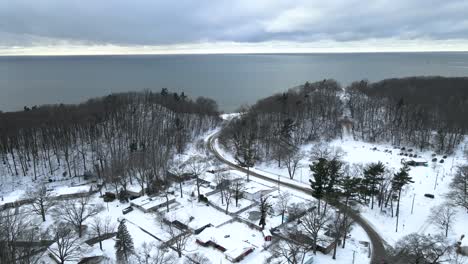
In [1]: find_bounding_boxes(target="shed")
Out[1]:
[262,229,272,242]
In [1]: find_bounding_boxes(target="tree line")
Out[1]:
[348,76,468,153]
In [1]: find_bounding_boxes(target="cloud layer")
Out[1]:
[1,0,468,53]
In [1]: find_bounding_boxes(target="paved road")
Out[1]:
[207,131,389,264]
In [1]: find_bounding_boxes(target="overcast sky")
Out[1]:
[1,0,468,55]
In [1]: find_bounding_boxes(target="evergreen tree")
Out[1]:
[309,158,330,213]
[325,158,344,201]
[339,176,361,248]
[392,164,413,232]
[363,162,385,209]
[115,220,134,263]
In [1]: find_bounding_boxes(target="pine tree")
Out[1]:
[392,164,413,232]
[363,162,385,209]
[325,158,343,201]
[115,220,134,263]
[309,158,330,213]
[339,176,361,248]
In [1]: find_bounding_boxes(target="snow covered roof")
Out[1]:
[262,229,272,237]
[225,246,255,260]
[131,195,175,210]
[52,185,90,196]
[195,222,264,256]
[243,181,273,194]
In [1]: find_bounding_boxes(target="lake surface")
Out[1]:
[1,53,468,112]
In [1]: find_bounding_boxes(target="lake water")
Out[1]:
[1,53,468,112]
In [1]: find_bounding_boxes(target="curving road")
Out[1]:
[207,130,389,264]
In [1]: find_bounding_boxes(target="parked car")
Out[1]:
[122,206,133,214]
[424,194,435,199]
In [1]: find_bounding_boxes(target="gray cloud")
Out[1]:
[1,0,468,47]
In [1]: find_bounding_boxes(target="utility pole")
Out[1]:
[411,193,415,214]
[352,250,356,264]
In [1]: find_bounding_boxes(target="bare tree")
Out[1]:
[217,174,234,214]
[134,242,177,264]
[270,239,307,264]
[430,203,457,237]
[284,150,304,180]
[184,155,210,201]
[168,158,187,198]
[166,222,190,258]
[90,216,115,251]
[300,201,332,254]
[25,183,55,222]
[0,208,43,264]
[184,252,212,264]
[233,179,246,208]
[48,225,82,264]
[276,191,291,224]
[448,166,468,213]
[389,233,453,264]
[52,196,104,237]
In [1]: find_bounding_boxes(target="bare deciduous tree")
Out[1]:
[90,216,115,251]
[134,242,177,264]
[52,196,104,237]
[166,222,190,258]
[284,150,304,180]
[270,239,307,264]
[184,155,211,201]
[430,203,457,237]
[49,225,82,264]
[389,233,453,264]
[185,252,212,264]
[300,201,332,254]
[276,191,291,224]
[25,183,55,222]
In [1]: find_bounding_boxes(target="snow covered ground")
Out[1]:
[3,126,465,263]
[214,130,468,250]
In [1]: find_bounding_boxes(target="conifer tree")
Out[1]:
[339,176,361,248]
[392,164,413,232]
[363,162,385,209]
[115,220,134,263]
[309,158,329,213]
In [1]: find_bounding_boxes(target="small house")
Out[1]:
[262,229,272,242]
[130,195,176,213]
[242,182,274,201]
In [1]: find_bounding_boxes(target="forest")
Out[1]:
[220,76,468,168]
[0,89,220,195]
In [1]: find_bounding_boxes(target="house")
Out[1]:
[291,230,337,254]
[195,227,227,252]
[242,181,275,201]
[195,222,264,262]
[126,186,143,199]
[130,195,176,213]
